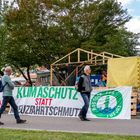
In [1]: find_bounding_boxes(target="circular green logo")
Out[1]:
[90,90,123,118]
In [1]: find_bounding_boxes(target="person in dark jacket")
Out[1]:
[78,65,92,121]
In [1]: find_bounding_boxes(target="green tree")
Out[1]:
[2,0,55,84]
[45,0,133,55]
[0,2,9,71]
[53,0,138,56]
[82,29,139,56]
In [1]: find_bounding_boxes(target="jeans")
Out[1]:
[79,92,90,118]
[0,96,20,120]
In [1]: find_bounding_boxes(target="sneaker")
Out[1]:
[83,118,90,121]
[17,119,26,124]
[78,114,85,121]
[0,121,4,125]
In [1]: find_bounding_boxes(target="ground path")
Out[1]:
[0,114,140,136]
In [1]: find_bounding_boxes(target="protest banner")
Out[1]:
[0,86,131,119]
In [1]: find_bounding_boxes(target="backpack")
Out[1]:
[0,80,7,92]
[75,75,84,92]
[75,82,79,92]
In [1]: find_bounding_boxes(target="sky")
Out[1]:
[117,0,140,34]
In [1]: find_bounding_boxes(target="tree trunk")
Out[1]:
[27,66,32,86]
[13,64,28,81]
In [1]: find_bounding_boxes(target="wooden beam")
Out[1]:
[87,53,90,61]
[91,50,93,63]
[101,51,123,58]
[53,59,108,66]
[78,49,80,62]
[79,48,110,59]
[103,52,105,64]
[68,55,71,63]
[52,48,79,65]
[95,57,97,65]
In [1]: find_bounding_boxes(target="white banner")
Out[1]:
[0,86,132,119]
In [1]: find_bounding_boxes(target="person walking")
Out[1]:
[78,65,92,121]
[0,67,26,125]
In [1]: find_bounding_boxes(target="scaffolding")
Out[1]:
[50,48,123,86]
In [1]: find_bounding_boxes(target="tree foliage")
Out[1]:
[0,0,139,82]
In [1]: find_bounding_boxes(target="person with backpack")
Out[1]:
[0,66,26,125]
[77,65,92,121]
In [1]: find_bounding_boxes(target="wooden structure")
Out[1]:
[50,48,123,86]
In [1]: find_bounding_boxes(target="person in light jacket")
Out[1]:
[0,67,26,125]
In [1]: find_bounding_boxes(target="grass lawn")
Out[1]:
[0,129,140,140]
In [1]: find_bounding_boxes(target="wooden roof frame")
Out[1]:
[50,48,124,85]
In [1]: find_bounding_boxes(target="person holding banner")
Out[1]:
[0,67,26,125]
[77,65,92,121]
